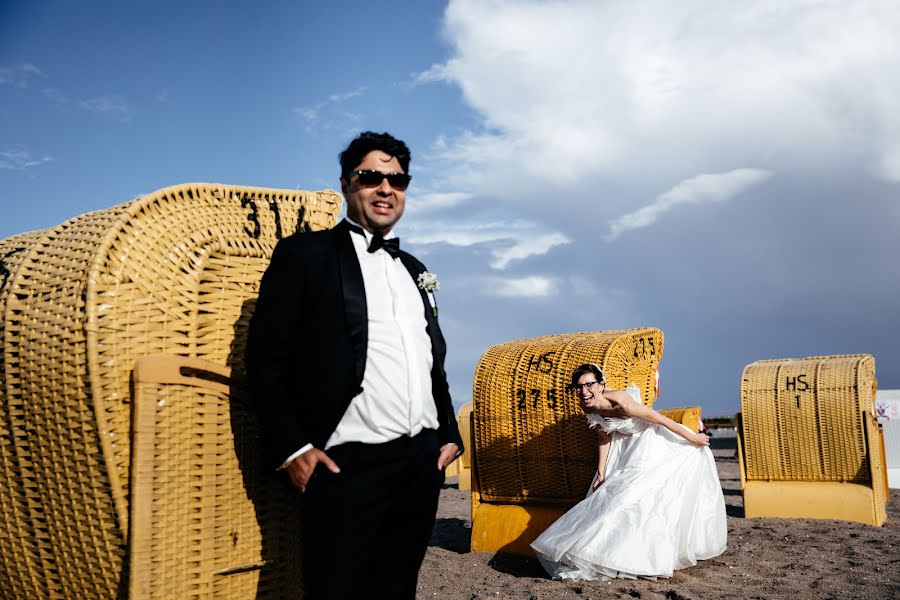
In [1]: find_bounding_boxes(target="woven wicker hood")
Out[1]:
[0,183,341,598]
[472,328,664,504]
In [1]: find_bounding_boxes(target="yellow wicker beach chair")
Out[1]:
[0,184,341,598]
[469,329,664,556]
[456,402,474,490]
[130,355,302,598]
[738,354,889,526]
[658,406,702,433]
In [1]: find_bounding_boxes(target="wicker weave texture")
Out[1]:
[472,328,663,503]
[0,184,340,599]
[130,356,302,599]
[865,411,888,525]
[740,354,878,482]
[455,403,474,490]
[458,402,474,470]
[0,230,50,599]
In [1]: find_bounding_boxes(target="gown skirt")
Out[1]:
[530,409,727,580]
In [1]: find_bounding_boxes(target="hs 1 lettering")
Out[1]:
[785,374,809,409]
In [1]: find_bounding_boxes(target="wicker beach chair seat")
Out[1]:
[0,184,341,598]
[129,355,301,599]
[469,328,664,555]
[451,402,473,490]
[738,354,889,525]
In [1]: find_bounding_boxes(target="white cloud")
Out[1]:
[0,150,53,170]
[406,191,474,213]
[293,86,368,130]
[0,63,47,88]
[491,232,571,269]
[424,0,900,192]
[19,64,46,78]
[328,88,367,103]
[408,63,451,87]
[606,168,773,240]
[80,95,131,122]
[876,145,900,182]
[42,88,68,105]
[487,276,558,298]
[292,107,319,124]
[403,220,570,269]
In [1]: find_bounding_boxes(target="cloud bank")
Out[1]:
[410,0,900,414]
[420,0,900,194]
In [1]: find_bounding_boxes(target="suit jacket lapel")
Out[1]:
[334,220,368,386]
[398,252,445,358]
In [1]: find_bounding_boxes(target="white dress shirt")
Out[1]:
[282,219,438,466]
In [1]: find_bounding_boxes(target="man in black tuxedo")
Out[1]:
[246,131,462,599]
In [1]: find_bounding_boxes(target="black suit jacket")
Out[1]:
[246,220,463,467]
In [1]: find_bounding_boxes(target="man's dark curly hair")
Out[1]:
[339,131,411,180]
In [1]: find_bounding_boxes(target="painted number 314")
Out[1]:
[240,195,310,240]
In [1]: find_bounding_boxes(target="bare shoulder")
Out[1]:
[592,391,627,417]
[610,391,648,417]
[605,389,636,405]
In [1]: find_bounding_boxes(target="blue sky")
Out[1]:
[3,1,899,416]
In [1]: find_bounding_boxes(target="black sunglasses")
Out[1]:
[349,169,412,190]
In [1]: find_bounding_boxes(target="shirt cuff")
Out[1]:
[278,444,313,470]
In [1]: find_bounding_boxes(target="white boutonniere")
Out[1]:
[417,271,440,317]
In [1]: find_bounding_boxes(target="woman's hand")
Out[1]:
[592,472,605,491]
[688,432,710,446]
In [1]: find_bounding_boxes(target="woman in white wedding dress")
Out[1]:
[530,363,727,580]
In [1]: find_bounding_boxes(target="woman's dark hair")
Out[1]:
[339,131,411,180]
[569,363,605,391]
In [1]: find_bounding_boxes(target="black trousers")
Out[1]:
[301,429,444,600]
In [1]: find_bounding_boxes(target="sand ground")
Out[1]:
[419,440,900,599]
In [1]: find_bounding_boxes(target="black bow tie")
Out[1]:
[368,235,400,258]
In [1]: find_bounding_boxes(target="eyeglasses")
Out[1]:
[350,170,412,190]
[571,381,602,392]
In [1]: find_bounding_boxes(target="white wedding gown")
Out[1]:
[530,394,727,580]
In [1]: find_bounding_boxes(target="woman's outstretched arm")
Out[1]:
[604,389,709,446]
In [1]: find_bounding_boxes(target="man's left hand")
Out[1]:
[436,443,459,470]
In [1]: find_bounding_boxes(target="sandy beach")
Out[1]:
[419,439,900,599]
